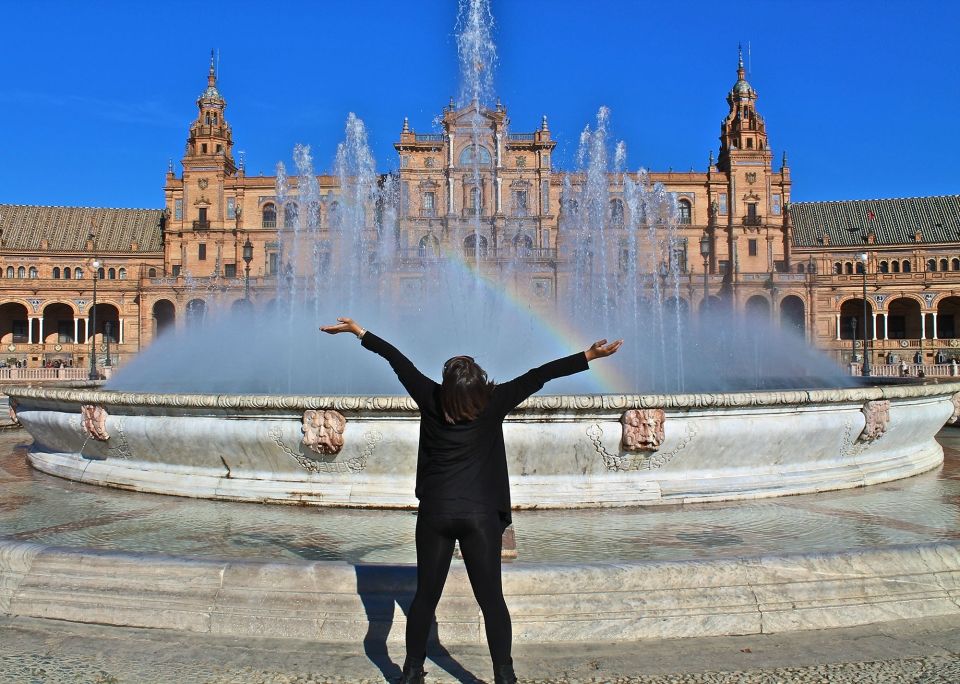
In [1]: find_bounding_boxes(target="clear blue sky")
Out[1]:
[1,0,957,209]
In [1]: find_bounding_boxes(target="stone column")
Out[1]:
[448,177,455,214]
[496,178,502,214]
[835,313,841,340]
[884,315,889,340]
[73,318,79,344]
[932,312,938,339]
[28,317,34,344]
[871,312,877,340]
[118,318,125,344]
[85,317,89,344]
[921,313,927,340]
[38,318,44,345]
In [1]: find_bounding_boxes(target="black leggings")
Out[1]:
[406,511,512,668]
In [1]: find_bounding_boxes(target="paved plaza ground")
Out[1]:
[0,614,958,683]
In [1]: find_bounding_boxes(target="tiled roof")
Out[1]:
[0,204,164,253]
[790,195,960,248]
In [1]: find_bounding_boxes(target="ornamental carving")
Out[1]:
[301,409,346,455]
[621,409,666,452]
[949,393,960,425]
[80,404,109,441]
[858,400,890,443]
[8,398,18,425]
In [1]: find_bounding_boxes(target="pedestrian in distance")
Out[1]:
[321,317,622,684]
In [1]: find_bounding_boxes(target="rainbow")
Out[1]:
[438,248,625,394]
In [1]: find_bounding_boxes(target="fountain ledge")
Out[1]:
[2,538,959,643]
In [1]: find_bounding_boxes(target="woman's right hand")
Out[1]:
[320,317,364,336]
[585,338,623,361]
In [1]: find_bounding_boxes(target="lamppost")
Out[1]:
[242,238,254,301]
[851,316,858,366]
[699,235,710,312]
[104,321,112,367]
[858,252,871,377]
[88,258,101,380]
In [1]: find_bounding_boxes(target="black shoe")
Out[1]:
[493,657,517,684]
[398,658,426,684]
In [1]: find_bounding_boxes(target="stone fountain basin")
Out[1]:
[5,382,959,509]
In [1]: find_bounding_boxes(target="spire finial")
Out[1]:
[782,150,788,167]
[167,158,173,173]
[402,117,410,133]
[738,43,743,69]
[709,150,715,166]
[541,114,548,131]
[208,49,216,87]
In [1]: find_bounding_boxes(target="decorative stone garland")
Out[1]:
[588,421,696,472]
[10,380,960,414]
[270,424,381,474]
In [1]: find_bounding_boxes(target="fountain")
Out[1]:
[4,0,960,652]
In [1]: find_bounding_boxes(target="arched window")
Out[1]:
[677,199,692,225]
[108,268,116,280]
[953,258,960,271]
[64,267,71,279]
[309,201,321,229]
[463,232,488,258]
[797,263,805,274]
[564,199,579,216]
[940,259,949,271]
[879,261,889,273]
[53,267,61,279]
[28,267,38,279]
[98,267,105,279]
[283,203,298,229]
[458,145,492,166]
[844,262,853,274]
[148,268,157,278]
[902,260,912,273]
[513,233,534,256]
[418,234,440,258]
[17,266,25,278]
[609,198,625,226]
[834,262,842,275]
[74,268,83,279]
[928,259,937,272]
[855,262,865,274]
[118,268,127,279]
[329,201,340,229]
[892,260,900,273]
[6,266,14,278]
[261,203,277,228]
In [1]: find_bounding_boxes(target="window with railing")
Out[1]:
[284,204,298,230]
[463,232,488,259]
[262,203,277,228]
[677,199,692,225]
[419,234,440,258]
[514,190,528,216]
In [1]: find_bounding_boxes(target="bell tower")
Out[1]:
[716,46,771,172]
[182,50,236,176]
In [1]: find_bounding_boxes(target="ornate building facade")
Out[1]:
[0,53,956,373]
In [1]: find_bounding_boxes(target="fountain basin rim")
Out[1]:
[5,381,959,413]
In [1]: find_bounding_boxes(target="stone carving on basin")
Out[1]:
[621,409,665,452]
[80,404,109,442]
[949,392,960,425]
[301,409,346,455]
[858,400,890,443]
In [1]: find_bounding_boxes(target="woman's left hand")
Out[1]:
[320,317,364,336]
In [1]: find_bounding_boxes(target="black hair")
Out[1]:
[440,355,495,424]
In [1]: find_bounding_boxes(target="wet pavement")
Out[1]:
[1,430,960,564]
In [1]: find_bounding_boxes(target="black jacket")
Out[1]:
[361,332,589,524]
